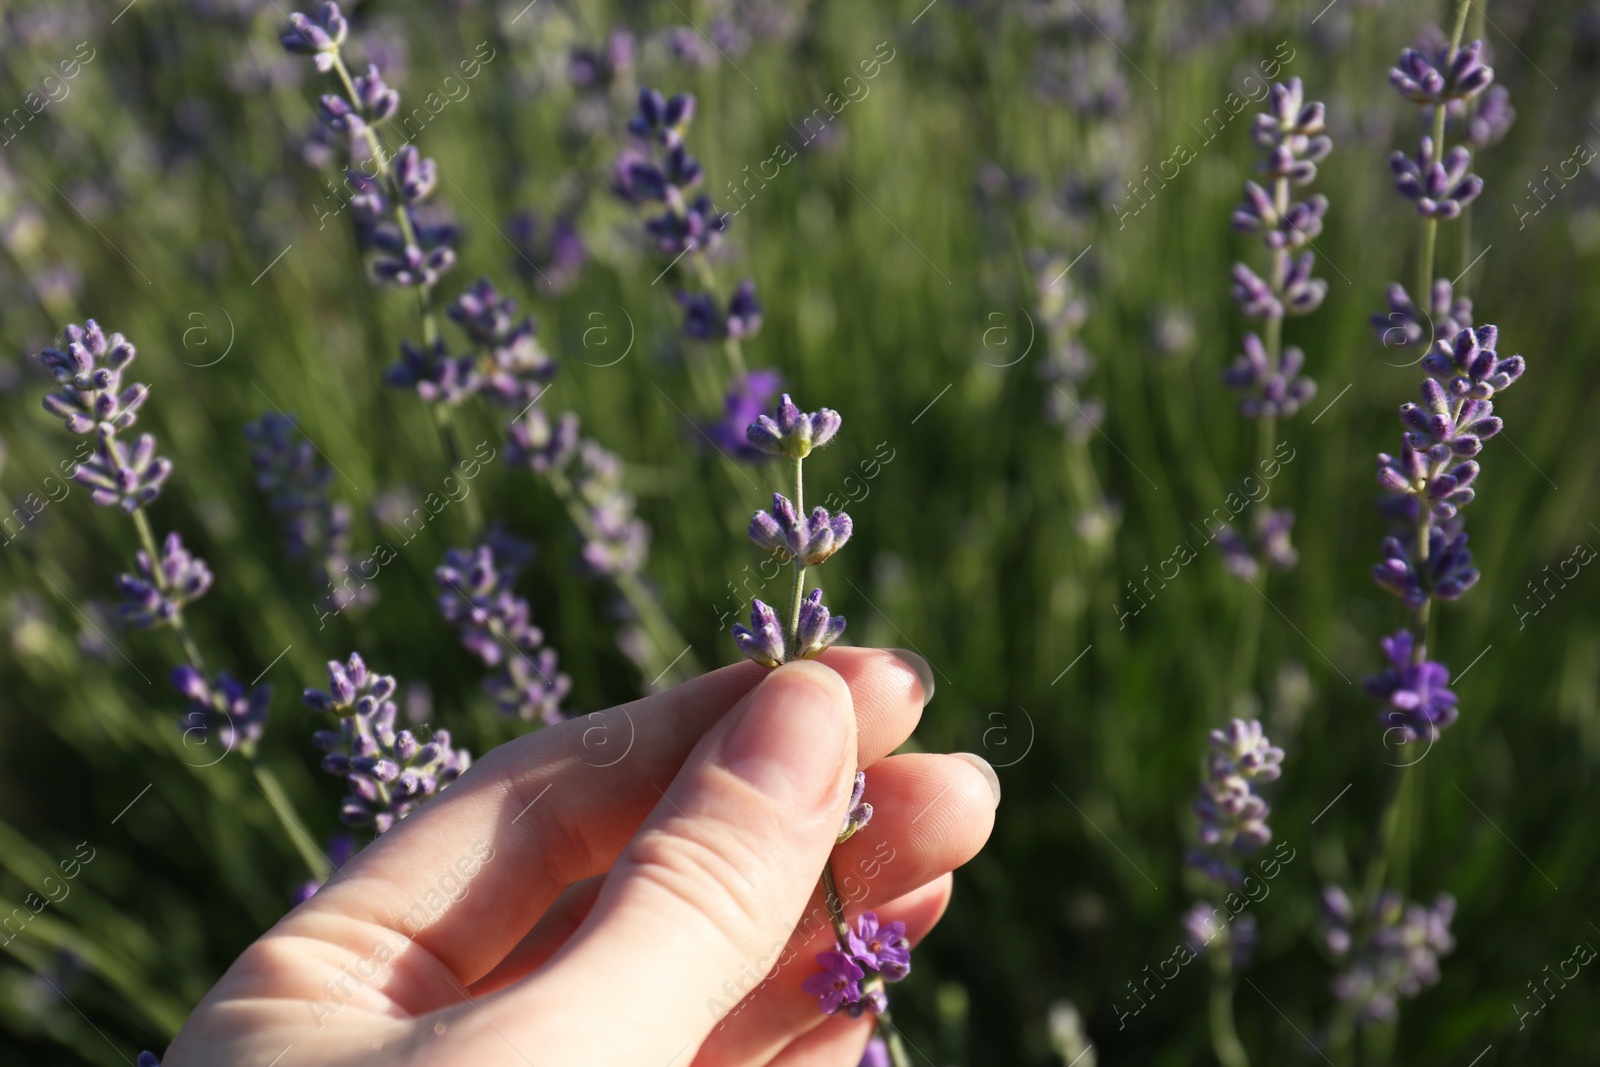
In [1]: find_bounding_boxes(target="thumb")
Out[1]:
[534,660,857,1063]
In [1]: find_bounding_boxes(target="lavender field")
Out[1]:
[1,1,1597,1064]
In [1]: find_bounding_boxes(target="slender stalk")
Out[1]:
[819,862,850,944]
[875,1009,916,1067]
[1208,934,1250,1067]
[249,758,331,882]
[545,468,700,682]
[785,457,807,660]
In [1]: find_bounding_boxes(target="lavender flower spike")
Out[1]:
[1391,137,1483,220]
[39,320,145,435]
[173,666,270,755]
[732,599,786,667]
[746,394,842,459]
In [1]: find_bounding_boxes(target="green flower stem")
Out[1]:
[875,1009,916,1067]
[545,468,700,685]
[249,756,331,883]
[1208,932,1250,1067]
[130,508,207,672]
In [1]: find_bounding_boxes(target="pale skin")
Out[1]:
[162,649,998,1066]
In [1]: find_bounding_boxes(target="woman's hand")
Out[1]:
[162,649,998,1066]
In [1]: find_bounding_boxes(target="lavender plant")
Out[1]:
[278,5,696,687]
[1327,5,1518,1050]
[37,320,327,880]
[731,395,912,1065]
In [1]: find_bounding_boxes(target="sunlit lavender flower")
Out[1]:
[305,652,472,833]
[1364,630,1459,742]
[1391,137,1483,219]
[803,911,910,1016]
[746,394,841,459]
[1323,886,1455,1024]
[732,599,786,668]
[116,531,212,628]
[1224,334,1316,418]
[749,494,853,565]
[1371,279,1473,350]
[39,320,145,435]
[172,665,270,754]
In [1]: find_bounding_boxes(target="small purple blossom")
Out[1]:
[173,666,270,755]
[838,770,873,843]
[802,911,912,1017]
[732,599,785,667]
[801,950,864,1015]
[1365,631,1459,742]
[1372,528,1480,607]
[507,406,581,474]
[1398,377,1501,459]
[39,320,145,435]
[1376,447,1479,521]
[1190,719,1281,883]
[305,652,473,833]
[1224,333,1316,418]
[1391,137,1483,219]
[1420,325,1524,400]
[1324,886,1455,1024]
[280,2,348,71]
[74,428,172,514]
[746,394,842,459]
[748,493,853,565]
[116,531,213,628]
[1371,279,1473,351]
[847,912,912,981]
[1390,35,1493,105]
[1215,507,1298,581]
[795,589,847,659]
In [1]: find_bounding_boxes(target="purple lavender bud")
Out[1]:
[745,393,842,459]
[706,369,783,462]
[1391,138,1483,218]
[1371,279,1474,351]
[859,1038,891,1067]
[1364,630,1459,742]
[837,770,873,843]
[748,494,852,565]
[318,94,364,135]
[644,194,729,255]
[732,598,786,667]
[1463,84,1514,147]
[725,280,763,339]
[1421,324,1524,399]
[487,646,573,725]
[281,3,348,71]
[173,667,270,754]
[1190,719,1281,882]
[1281,251,1328,315]
[795,588,847,659]
[1213,507,1299,580]
[39,321,146,435]
[74,428,171,513]
[1371,528,1480,607]
[1390,35,1493,105]
[351,65,399,122]
[394,145,438,204]
[138,1054,162,1067]
[116,531,213,628]
[507,406,581,473]
[1224,334,1317,418]
[1229,262,1281,321]
[1398,378,1501,458]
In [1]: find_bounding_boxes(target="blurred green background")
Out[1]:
[1,0,1597,1063]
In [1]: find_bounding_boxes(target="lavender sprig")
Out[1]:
[304,652,472,833]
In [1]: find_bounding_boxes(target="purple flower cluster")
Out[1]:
[304,653,472,833]
[1364,631,1459,743]
[707,369,783,462]
[40,321,169,513]
[1223,334,1316,420]
[1391,136,1482,219]
[1322,886,1456,1023]
[245,413,370,612]
[281,2,457,288]
[678,279,763,342]
[116,532,212,628]
[1229,78,1331,329]
[1188,719,1283,885]
[616,88,727,256]
[386,278,556,408]
[172,665,271,755]
[1371,278,1473,352]
[435,540,571,725]
[802,911,911,1016]
[1215,507,1298,581]
[733,395,850,668]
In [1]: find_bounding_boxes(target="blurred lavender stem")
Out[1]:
[785,457,808,660]
[1208,928,1249,1067]
[250,759,332,882]
[543,467,700,683]
[688,253,749,380]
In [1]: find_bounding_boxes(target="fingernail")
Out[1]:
[951,752,1001,806]
[722,661,852,809]
[887,648,935,707]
